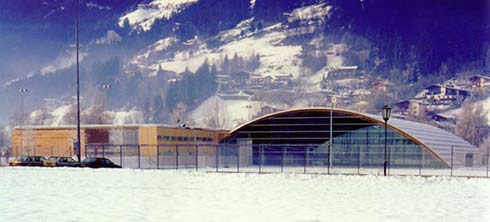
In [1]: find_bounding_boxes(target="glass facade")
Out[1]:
[223,108,477,169]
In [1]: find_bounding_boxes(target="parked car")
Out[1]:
[43,156,81,167]
[81,157,121,168]
[9,156,46,167]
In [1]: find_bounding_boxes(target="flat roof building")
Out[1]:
[11,124,227,159]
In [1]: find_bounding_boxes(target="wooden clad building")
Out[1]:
[11,125,228,158]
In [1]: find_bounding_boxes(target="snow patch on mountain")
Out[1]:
[86,2,111,10]
[118,0,199,32]
[94,30,122,45]
[287,2,332,23]
[133,37,178,65]
[110,108,144,125]
[1,51,88,88]
[250,0,256,9]
[50,104,72,126]
[132,22,302,78]
[41,51,88,76]
[191,96,261,129]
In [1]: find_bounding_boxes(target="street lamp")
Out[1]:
[382,104,392,176]
[19,88,28,157]
[245,105,252,120]
[102,84,111,123]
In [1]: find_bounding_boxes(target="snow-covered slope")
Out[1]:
[118,0,199,32]
[131,22,303,77]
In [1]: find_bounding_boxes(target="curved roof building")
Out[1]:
[223,108,479,168]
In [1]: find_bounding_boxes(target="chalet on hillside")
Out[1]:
[394,100,425,117]
[250,75,273,89]
[217,74,231,91]
[231,71,251,87]
[424,84,472,103]
[469,75,490,89]
[372,81,390,92]
[326,66,358,80]
[273,74,293,87]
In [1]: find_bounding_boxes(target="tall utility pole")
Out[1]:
[102,84,111,123]
[75,0,81,162]
[19,88,28,157]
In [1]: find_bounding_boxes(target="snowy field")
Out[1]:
[1,168,489,222]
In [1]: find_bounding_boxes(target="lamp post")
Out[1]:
[19,88,28,157]
[245,105,252,120]
[75,0,81,162]
[382,104,392,176]
[102,84,111,123]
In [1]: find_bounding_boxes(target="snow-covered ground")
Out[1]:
[1,167,489,222]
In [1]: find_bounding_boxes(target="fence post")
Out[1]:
[119,145,123,168]
[419,147,424,176]
[357,146,361,175]
[304,147,307,174]
[327,144,330,174]
[450,146,454,177]
[216,145,219,172]
[157,145,160,169]
[195,145,198,171]
[388,145,391,176]
[487,146,489,178]
[137,145,141,169]
[281,146,285,173]
[236,145,240,173]
[176,145,179,170]
[259,146,262,174]
[102,145,105,158]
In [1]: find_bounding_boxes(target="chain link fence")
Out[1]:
[82,143,490,178]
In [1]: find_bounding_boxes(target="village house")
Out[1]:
[272,74,293,87]
[325,66,358,80]
[250,74,273,89]
[469,75,490,89]
[423,84,472,105]
[393,100,426,118]
[231,71,251,88]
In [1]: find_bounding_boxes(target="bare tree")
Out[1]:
[29,105,52,126]
[455,102,489,146]
[170,102,187,126]
[63,104,78,125]
[203,98,231,129]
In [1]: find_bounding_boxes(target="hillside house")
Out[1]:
[231,71,251,88]
[469,75,490,89]
[273,74,293,87]
[250,75,273,89]
[424,85,472,104]
[326,66,358,80]
[393,100,426,118]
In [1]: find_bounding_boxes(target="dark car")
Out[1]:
[9,156,46,167]
[81,158,121,168]
[43,156,81,167]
